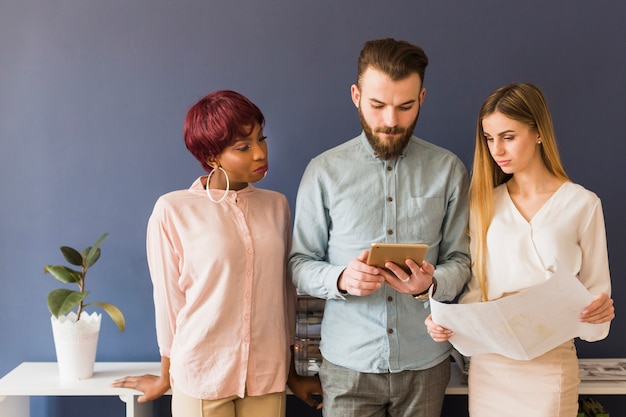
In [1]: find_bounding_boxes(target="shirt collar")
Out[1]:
[189,176,255,200]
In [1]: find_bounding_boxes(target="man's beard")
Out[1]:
[359,107,419,160]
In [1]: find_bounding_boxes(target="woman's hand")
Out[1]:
[110,374,171,403]
[580,293,615,324]
[424,314,454,342]
[287,373,323,410]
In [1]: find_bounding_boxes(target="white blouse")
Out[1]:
[460,182,611,341]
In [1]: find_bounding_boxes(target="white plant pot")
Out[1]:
[51,311,101,380]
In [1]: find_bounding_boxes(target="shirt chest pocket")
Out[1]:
[402,197,445,242]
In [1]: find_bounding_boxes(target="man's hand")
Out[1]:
[381,258,435,295]
[337,250,385,296]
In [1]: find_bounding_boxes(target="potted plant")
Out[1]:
[44,232,125,380]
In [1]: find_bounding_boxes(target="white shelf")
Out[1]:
[0,362,165,417]
[0,362,159,396]
[1,360,625,416]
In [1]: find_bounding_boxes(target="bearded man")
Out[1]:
[289,38,471,417]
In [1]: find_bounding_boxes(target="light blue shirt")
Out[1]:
[289,133,471,373]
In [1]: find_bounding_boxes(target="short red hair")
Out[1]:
[184,90,265,173]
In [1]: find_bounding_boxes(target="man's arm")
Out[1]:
[431,158,471,301]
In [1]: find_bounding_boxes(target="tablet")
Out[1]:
[366,243,429,274]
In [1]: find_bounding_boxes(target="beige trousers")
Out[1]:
[171,386,286,417]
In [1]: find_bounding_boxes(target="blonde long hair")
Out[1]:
[469,83,570,301]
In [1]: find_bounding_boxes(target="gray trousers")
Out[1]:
[319,357,450,417]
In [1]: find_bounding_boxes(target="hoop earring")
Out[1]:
[206,166,230,203]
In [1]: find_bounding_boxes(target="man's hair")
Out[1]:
[183,90,265,173]
[356,38,429,87]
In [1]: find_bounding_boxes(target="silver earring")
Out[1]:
[206,166,230,203]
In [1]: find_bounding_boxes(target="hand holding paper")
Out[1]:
[430,263,608,360]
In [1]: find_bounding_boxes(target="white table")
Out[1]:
[0,362,163,417]
[1,361,625,416]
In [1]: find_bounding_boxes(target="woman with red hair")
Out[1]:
[112,90,321,416]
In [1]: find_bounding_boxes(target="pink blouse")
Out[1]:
[147,177,295,400]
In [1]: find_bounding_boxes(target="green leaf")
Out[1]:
[47,289,88,317]
[84,233,108,268]
[82,247,101,268]
[44,265,82,284]
[87,302,126,332]
[60,246,83,266]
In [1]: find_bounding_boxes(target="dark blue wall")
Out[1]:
[1,1,624,415]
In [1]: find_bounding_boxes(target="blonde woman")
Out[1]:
[425,83,614,417]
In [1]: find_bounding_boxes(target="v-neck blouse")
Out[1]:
[461,182,611,341]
